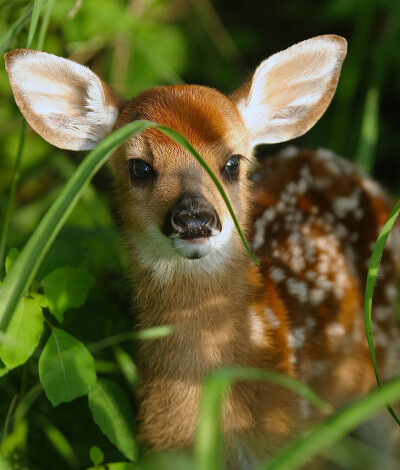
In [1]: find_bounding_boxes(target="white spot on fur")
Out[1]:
[252,208,277,249]
[249,308,265,346]
[309,288,325,306]
[286,278,308,303]
[264,307,281,329]
[270,267,286,283]
[332,188,361,218]
[326,322,345,339]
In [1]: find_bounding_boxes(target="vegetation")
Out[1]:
[1,1,400,469]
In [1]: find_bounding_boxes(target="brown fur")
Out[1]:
[5,36,399,468]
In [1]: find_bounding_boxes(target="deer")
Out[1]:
[5,35,400,468]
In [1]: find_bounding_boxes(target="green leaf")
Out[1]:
[39,328,96,406]
[88,378,138,462]
[87,463,140,470]
[29,292,49,309]
[37,239,88,279]
[41,267,95,322]
[0,297,43,370]
[89,446,104,466]
[5,248,19,274]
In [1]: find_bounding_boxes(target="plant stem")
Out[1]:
[0,120,27,276]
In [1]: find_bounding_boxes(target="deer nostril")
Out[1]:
[164,196,222,238]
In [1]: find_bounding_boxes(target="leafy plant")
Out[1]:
[1,1,400,470]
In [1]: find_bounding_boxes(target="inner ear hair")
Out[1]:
[5,49,123,151]
[233,35,347,148]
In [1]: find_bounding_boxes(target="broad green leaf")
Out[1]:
[5,248,19,274]
[29,292,49,309]
[39,328,96,406]
[0,297,43,370]
[37,239,87,279]
[89,446,104,466]
[88,378,138,462]
[41,267,95,322]
[0,455,13,470]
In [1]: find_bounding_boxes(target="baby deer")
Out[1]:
[5,35,400,467]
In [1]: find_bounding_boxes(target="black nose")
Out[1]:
[164,196,222,239]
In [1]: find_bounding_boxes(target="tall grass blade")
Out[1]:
[0,121,256,332]
[0,0,44,273]
[194,367,330,470]
[355,87,379,173]
[364,197,400,425]
[257,376,400,470]
[157,126,259,265]
[26,0,43,48]
[0,120,27,276]
[0,121,150,332]
[36,0,56,51]
[0,5,33,54]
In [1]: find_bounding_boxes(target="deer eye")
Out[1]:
[125,159,154,184]
[223,155,241,179]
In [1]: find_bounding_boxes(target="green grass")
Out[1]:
[1,1,400,469]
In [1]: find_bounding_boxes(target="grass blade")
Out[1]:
[0,120,27,275]
[0,120,256,333]
[355,87,379,173]
[0,0,44,273]
[0,121,151,332]
[364,197,400,425]
[257,376,400,470]
[26,0,43,48]
[36,0,56,51]
[0,5,33,54]
[156,126,260,265]
[194,366,330,470]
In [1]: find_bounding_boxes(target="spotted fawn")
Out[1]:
[5,35,400,467]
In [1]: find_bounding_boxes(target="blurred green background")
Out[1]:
[1,0,400,468]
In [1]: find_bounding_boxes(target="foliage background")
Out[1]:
[1,0,400,469]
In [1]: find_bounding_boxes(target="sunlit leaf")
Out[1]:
[87,463,140,470]
[41,267,95,322]
[89,446,104,466]
[39,328,96,406]
[5,248,19,274]
[37,239,88,279]
[0,297,43,370]
[88,378,138,462]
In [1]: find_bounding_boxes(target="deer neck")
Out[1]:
[131,240,252,377]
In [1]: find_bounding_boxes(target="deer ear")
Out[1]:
[5,49,123,150]
[233,35,347,148]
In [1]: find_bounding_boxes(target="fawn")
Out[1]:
[5,35,400,467]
